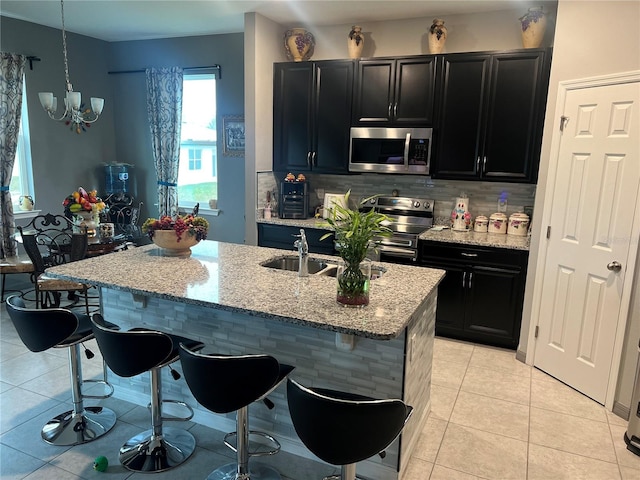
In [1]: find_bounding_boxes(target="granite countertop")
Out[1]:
[45,241,444,340]
[257,217,530,251]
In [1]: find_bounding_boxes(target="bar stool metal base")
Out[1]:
[119,426,195,473]
[208,462,282,480]
[42,406,116,446]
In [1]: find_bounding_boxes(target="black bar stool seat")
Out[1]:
[5,295,117,446]
[91,314,204,473]
[179,344,294,480]
[286,378,413,480]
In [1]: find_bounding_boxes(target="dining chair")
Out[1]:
[17,213,93,314]
[103,192,144,244]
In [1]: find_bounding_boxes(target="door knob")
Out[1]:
[607,261,622,272]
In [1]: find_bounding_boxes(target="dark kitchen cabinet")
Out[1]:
[420,241,528,349]
[258,223,335,255]
[273,60,354,174]
[432,48,551,183]
[352,56,436,126]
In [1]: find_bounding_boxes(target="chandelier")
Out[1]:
[38,0,104,133]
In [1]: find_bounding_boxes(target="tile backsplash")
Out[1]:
[257,172,536,223]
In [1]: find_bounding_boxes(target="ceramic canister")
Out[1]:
[507,212,530,236]
[474,215,488,232]
[488,212,508,234]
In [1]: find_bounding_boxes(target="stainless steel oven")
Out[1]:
[361,196,434,263]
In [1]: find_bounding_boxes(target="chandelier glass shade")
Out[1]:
[38,0,104,131]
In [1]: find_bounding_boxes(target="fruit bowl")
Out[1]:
[151,230,200,256]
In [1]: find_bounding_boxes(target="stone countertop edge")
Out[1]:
[257,217,530,251]
[45,241,445,340]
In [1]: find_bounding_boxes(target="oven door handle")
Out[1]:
[404,133,411,170]
[378,245,417,260]
[379,238,414,248]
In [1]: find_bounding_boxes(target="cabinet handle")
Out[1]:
[393,102,398,118]
[476,156,481,171]
[312,151,317,166]
[462,271,467,288]
[306,152,311,167]
[468,272,473,289]
[388,103,392,119]
[461,252,478,257]
[482,156,487,173]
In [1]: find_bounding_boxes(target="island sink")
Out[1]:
[261,255,386,279]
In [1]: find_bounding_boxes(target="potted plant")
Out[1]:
[142,214,209,256]
[321,191,393,307]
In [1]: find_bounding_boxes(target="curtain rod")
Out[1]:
[108,64,221,78]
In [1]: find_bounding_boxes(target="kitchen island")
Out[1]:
[46,241,444,479]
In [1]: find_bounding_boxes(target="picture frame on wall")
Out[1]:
[222,115,245,157]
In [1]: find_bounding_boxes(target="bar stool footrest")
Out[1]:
[81,378,115,400]
[146,399,194,422]
[224,430,281,457]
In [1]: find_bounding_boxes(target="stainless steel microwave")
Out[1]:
[349,127,432,175]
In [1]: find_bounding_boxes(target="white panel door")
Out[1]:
[534,81,640,404]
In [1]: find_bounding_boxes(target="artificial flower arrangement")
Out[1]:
[63,187,106,218]
[142,214,209,242]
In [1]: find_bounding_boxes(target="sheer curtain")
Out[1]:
[0,52,26,258]
[145,67,183,218]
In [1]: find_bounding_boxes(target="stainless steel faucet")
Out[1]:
[293,228,309,277]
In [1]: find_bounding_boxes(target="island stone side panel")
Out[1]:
[100,287,429,479]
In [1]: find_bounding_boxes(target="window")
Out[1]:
[188,149,202,170]
[10,78,35,211]
[178,73,217,209]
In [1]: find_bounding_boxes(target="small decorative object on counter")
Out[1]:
[488,212,508,234]
[285,172,296,182]
[451,195,471,232]
[19,195,34,211]
[296,173,306,182]
[519,6,547,48]
[428,18,448,54]
[320,191,393,308]
[142,214,209,256]
[284,28,315,62]
[347,25,364,59]
[507,212,530,236]
[474,215,489,233]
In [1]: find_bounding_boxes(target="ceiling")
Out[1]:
[0,0,535,42]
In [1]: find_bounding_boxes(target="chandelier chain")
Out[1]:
[60,0,72,91]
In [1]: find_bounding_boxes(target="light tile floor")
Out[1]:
[2,301,640,479]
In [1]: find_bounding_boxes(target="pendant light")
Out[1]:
[38,0,104,133]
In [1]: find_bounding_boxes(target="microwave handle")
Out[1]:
[404,133,411,170]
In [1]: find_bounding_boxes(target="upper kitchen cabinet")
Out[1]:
[273,60,354,174]
[352,56,436,126]
[432,49,551,183]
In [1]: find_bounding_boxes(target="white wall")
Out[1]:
[521,0,640,411]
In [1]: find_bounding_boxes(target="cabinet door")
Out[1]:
[481,50,549,182]
[464,265,524,348]
[352,59,395,124]
[273,63,314,172]
[394,56,436,125]
[432,54,491,179]
[432,264,467,332]
[313,61,354,174]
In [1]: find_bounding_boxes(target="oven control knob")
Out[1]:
[370,199,376,204]
[424,202,431,209]
[413,201,420,208]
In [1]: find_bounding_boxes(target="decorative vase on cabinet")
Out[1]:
[519,7,547,48]
[428,18,447,54]
[284,28,315,62]
[347,25,364,59]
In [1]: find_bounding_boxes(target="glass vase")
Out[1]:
[336,258,372,308]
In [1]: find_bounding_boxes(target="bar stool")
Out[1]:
[4,295,117,446]
[90,314,204,473]
[286,378,413,480]
[179,343,295,480]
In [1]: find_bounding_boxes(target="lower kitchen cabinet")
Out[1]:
[257,223,335,255]
[420,241,528,349]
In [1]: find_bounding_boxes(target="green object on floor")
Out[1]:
[93,456,108,472]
